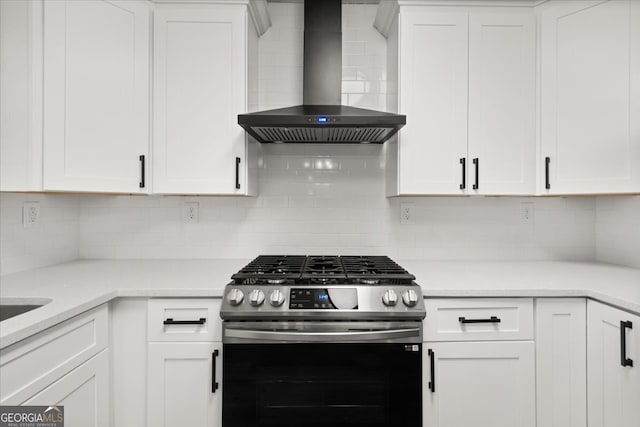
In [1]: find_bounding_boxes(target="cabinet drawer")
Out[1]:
[0,304,108,404]
[147,299,222,342]
[424,298,534,342]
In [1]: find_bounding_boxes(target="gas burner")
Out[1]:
[231,255,306,285]
[231,255,415,285]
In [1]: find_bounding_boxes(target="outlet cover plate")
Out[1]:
[22,202,41,228]
[183,202,199,224]
[400,203,414,225]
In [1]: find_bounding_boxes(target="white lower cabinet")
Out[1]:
[146,298,223,427]
[25,350,109,427]
[423,298,536,427]
[0,305,109,426]
[423,341,535,427]
[587,300,640,427]
[535,298,587,427]
[147,342,222,427]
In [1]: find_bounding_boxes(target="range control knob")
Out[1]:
[227,288,244,306]
[402,289,419,307]
[382,289,398,307]
[270,289,285,307]
[249,289,266,307]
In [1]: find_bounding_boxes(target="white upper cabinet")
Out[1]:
[468,13,536,195]
[42,0,151,193]
[394,11,469,195]
[539,0,640,194]
[153,4,259,195]
[0,0,43,191]
[384,5,536,196]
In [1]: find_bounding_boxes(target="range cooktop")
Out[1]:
[220,255,425,321]
[231,255,415,285]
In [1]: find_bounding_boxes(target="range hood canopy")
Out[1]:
[238,0,405,144]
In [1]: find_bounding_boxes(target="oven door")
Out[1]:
[222,321,422,427]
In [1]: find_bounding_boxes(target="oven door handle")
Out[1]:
[224,327,422,342]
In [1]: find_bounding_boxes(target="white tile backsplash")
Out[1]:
[595,196,640,268]
[76,143,596,262]
[0,193,80,275]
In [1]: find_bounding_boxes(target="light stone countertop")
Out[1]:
[1,259,639,349]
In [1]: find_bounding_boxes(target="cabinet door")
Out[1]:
[587,300,640,427]
[43,0,150,193]
[468,13,536,195]
[540,0,640,194]
[397,10,468,195]
[423,341,535,427]
[535,298,587,427]
[148,342,222,427]
[153,7,248,195]
[24,350,109,427]
[0,0,43,191]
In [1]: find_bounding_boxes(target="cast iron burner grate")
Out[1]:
[231,255,415,285]
[231,255,306,284]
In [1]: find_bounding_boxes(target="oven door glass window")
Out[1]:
[223,343,422,427]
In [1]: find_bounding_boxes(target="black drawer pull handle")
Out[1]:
[235,157,241,189]
[545,157,551,190]
[459,158,466,190]
[163,317,206,325]
[621,320,633,367]
[459,316,501,324]
[472,158,479,190]
[212,349,219,393]
[428,348,435,393]
[139,155,146,188]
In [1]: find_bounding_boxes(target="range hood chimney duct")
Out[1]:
[303,0,342,105]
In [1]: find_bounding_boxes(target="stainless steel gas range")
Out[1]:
[220,255,426,427]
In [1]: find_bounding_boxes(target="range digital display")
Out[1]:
[290,289,336,309]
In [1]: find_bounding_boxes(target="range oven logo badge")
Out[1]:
[404,345,420,352]
[0,405,64,427]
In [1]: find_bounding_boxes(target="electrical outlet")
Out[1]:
[520,202,534,225]
[183,202,199,224]
[22,202,41,228]
[400,203,414,225]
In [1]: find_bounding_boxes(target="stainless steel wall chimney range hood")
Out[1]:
[238,0,406,144]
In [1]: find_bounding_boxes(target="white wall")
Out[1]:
[0,193,80,275]
[595,196,640,268]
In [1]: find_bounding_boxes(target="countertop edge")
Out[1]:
[2,285,639,350]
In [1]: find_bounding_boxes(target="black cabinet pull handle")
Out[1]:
[139,155,145,188]
[545,157,551,190]
[459,158,466,190]
[472,158,479,190]
[459,316,501,324]
[235,157,241,189]
[428,348,435,393]
[163,317,206,325]
[621,321,633,367]
[212,349,220,393]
